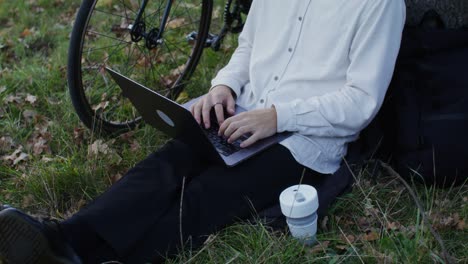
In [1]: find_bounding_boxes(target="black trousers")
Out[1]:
[62,140,326,263]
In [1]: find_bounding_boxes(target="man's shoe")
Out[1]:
[0,207,82,264]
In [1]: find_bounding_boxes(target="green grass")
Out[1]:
[0,0,466,263]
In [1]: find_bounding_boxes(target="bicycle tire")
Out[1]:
[68,0,213,134]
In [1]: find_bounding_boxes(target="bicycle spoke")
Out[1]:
[86,43,141,103]
[121,0,138,15]
[94,8,128,19]
[164,38,193,57]
[85,42,128,52]
[82,43,128,75]
[135,44,171,90]
[70,0,209,132]
[81,50,131,99]
[163,42,184,76]
[175,2,197,28]
[86,30,133,45]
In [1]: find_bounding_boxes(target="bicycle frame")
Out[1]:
[129,0,253,51]
[130,0,175,49]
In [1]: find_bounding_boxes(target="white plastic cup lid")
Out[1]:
[279,184,318,218]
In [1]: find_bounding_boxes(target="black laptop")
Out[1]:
[106,68,291,166]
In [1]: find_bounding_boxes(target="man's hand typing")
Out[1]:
[190,85,236,129]
[218,107,277,148]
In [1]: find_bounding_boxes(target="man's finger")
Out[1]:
[214,103,225,125]
[228,126,249,143]
[220,113,244,136]
[218,116,231,136]
[226,96,236,115]
[240,133,258,148]
[223,120,243,138]
[192,100,202,124]
[201,99,212,129]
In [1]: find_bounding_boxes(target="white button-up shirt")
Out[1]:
[211,0,406,173]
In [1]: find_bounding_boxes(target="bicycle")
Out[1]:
[67,0,252,134]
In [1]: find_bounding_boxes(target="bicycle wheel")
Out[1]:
[68,0,213,134]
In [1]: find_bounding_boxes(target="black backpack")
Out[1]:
[366,11,468,187]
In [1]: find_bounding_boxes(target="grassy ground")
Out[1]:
[0,0,466,263]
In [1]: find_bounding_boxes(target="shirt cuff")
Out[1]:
[273,101,297,133]
[210,77,243,98]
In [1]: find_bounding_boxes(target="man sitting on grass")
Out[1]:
[0,0,405,263]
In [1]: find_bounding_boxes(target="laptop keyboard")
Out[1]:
[203,122,247,156]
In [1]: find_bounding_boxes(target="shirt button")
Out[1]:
[298,17,303,21]
[288,48,293,52]
[274,76,279,81]
[260,99,265,103]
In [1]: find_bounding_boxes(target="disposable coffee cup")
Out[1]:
[279,184,319,245]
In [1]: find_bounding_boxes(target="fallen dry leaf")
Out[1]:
[32,137,49,155]
[310,240,330,254]
[453,213,465,230]
[88,139,110,155]
[340,234,356,244]
[363,230,379,241]
[166,18,186,29]
[25,94,37,104]
[111,23,127,37]
[170,64,186,76]
[402,225,417,239]
[119,131,135,142]
[92,101,109,111]
[386,221,401,231]
[53,0,65,7]
[22,194,35,208]
[73,127,86,145]
[20,28,33,38]
[87,139,122,165]
[14,152,29,165]
[358,217,371,230]
[335,244,348,251]
[212,6,222,19]
[4,94,23,104]
[23,109,38,123]
[0,136,16,153]
[161,75,177,87]
[46,97,61,105]
[2,146,29,166]
[32,6,45,13]
[130,140,140,152]
[110,173,123,184]
[41,156,54,162]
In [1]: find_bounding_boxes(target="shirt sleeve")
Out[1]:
[209,0,261,98]
[274,0,406,137]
